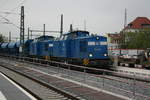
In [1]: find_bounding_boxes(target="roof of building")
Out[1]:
[108,33,121,39]
[125,17,150,29]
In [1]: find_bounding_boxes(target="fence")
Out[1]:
[1,55,150,100]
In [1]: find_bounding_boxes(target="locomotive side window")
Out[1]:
[80,41,87,52]
[49,44,53,47]
[88,42,95,46]
[100,42,107,45]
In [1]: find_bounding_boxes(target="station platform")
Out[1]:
[0,72,37,100]
[26,67,128,100]
[0,57,131,100]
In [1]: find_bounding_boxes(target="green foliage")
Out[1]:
[0,34,4,42]
[125,29,150,49]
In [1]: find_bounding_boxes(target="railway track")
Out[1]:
[0,61,79,100]
[4,55,150,83]
[0,57,126,100]
[0,55,150,100]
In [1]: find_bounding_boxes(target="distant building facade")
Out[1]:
[124,17,150,32]
[107,17,150,49]
[123,17,150,45]
[106,33,122,49]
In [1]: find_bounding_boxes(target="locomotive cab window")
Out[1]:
[80,41,87,52]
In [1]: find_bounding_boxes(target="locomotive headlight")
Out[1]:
[96,37,99,40]
[104,54,107,56]
[89,53,93,57]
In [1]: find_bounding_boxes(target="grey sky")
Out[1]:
[0,0,150,40]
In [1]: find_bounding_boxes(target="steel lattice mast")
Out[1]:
[20,6,25,55]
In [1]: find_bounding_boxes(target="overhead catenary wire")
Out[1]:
[10,0,27,12]
[0,0,27,28]
[0,15,20,29]
[0,12,20,15]
[0,0,26,18]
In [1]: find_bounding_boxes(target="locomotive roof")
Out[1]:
[75,35,107,40]
[35,35,54,41]
[59,30,89,40]
[66,30,89,35]
[59,30,107,40]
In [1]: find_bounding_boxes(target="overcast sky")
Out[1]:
[0,0,150,40]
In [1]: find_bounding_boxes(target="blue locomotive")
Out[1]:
[0,30,111,68]
[29,36,54,57]
[29,30,110,67]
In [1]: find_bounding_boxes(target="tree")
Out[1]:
[125,29,150,49]
[0,34,4,42]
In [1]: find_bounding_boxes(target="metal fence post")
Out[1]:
[57,63,60,74]
[22,57,24,64]
[102,71,105,90]
[40,59,41,65]
[133,73,136,100]
[84,68,86,83]
[68,66,70,78]
[18,56,19,61]
[8,55,10,63]
[97,76,101,90]
[47,60,48,66]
